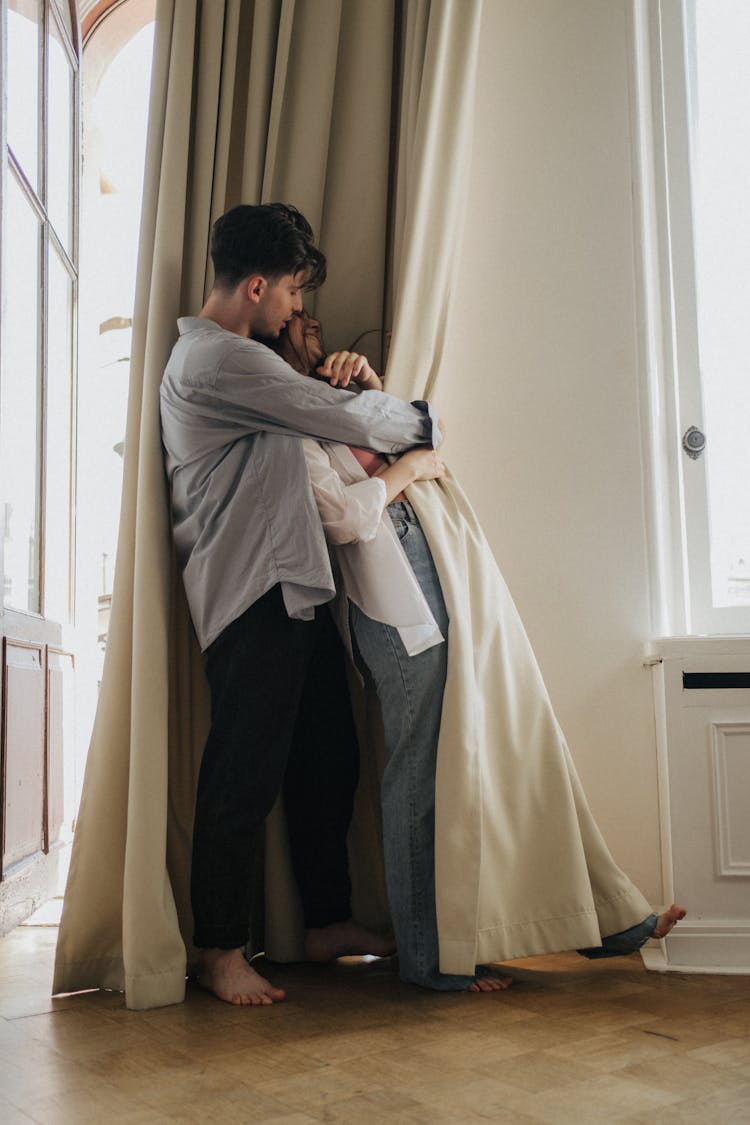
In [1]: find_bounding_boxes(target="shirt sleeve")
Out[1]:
[302,439,387,546]
[208,340,440,453]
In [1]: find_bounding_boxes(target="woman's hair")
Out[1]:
[210,203,327,291]
[259,310,325,378]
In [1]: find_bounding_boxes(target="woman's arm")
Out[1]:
[303,440,387,545]
[303,441,446,546]
[373,448,446,503]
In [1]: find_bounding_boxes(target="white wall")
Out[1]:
[441,0,662,900]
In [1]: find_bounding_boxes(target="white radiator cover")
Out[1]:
[644,637,750,973]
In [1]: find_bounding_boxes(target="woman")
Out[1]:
[272,310,685,992]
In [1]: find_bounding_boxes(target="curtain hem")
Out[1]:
[53,957,187,1010]
[440,887,652,973]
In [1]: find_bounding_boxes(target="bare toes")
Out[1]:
[467,968,513,993]
[653,903,687,939]
[198,949,286,1007]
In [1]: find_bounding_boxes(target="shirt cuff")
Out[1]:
[410,399,442,448]
[372,475,387,514]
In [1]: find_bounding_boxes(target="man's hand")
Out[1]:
[316,351,382,389]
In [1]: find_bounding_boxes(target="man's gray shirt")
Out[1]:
[160,317,440,650]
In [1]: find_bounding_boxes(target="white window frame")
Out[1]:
[631,0,750,636]
[0,0,80,625]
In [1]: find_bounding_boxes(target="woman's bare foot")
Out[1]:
[304,918,397,962]
[652,903,687,939]
[198,947,286,1006]
[468,967,513,993]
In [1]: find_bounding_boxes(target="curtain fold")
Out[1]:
[262,0,397,357]
[386,0,482,400]
[56,0,212,1010]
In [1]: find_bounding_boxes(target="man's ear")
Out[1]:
[245,275,267,304]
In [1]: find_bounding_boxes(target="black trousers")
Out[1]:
[190,585,360,948]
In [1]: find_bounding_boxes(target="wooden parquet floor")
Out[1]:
[1,925,749,1124]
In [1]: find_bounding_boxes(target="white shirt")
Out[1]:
[302,440,444,655]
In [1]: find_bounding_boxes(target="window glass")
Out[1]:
[45,247,75,622]
[78,16,154,670]
[48,14,75,250]
[0,174,42,613]
[7,0,41,189]
[691,0,750,609]
[51,0,72,39]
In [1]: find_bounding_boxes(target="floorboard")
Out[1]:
[1,925,749,1123]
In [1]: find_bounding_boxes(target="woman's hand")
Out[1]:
[377,447,446,504]
[398,448,446,483]
[316,351,383,389]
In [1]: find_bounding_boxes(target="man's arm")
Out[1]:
[210,341,441,454]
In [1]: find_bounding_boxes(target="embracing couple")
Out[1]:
[159,204,684,1007]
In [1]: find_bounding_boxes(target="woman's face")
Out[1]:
[277,310,325,375]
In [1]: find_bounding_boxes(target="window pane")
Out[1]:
[48,15,75,251]
[52,0,73,40]
[7,0,41,190]
[0,176,42,613]
[692,0,750,608]
[45,248,74,622]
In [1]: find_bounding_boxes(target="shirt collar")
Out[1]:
[177,316,227,336]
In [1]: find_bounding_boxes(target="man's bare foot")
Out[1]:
[652,903,687,939]
[304,918,397,962]
[468,967,513,993]
[198,947,286,1006]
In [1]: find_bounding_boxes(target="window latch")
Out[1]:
[682,426,706,460]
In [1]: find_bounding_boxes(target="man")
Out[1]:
[160,204,442,1006]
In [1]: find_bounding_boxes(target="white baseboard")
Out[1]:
[641,920,750,974]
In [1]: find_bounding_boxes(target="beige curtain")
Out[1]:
[379,3,653,972]
[54,0,484,1010]
[386,0,482,400]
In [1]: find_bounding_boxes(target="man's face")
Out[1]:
[255,271,306,338]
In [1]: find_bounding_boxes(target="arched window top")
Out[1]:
[78,0,154,49]
[79,0,155,108]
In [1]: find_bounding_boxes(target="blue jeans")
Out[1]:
[350,501,475,989]
[350,501,658,988]
[578,912,659,958]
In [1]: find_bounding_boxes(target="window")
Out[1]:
[1,0,79,623]
[0,0,154,920]
[637,0,750,634]
[77,0,155,693]
[0,0,79,923]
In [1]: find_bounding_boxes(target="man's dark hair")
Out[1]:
[210,203,327,291]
